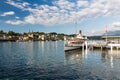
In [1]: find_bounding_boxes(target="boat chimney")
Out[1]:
[79,30,82,37]
[79,30,82,34]
[76,30,83,38]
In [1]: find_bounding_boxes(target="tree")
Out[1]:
[7,31,21,36]
[23,32,27,35]
[39,32,45,35]
[7,31,15,36]
[0,30,5,34]
[50,32,57,35]
[57,33,65,40]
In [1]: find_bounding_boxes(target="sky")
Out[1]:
[0,0,120,36]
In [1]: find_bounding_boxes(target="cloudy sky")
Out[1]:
[0,0,120,35]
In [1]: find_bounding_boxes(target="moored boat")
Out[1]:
[64,30,88,51]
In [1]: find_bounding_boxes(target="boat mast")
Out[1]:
[105,25,108,43]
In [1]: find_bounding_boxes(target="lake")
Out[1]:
[0,41,120,80]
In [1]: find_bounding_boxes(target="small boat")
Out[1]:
[64,30,88,51]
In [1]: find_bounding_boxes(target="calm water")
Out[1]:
[0,41,120,80]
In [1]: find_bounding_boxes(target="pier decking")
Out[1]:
[89,41,120,51]
[89,41,107,50]
[65,41,120,52]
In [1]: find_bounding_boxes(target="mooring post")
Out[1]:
[85,41,87,50]
[82,43,85,57]
[92,45,93,51]
[117,47,118,51]
[101,46,102,51]
[111,44,113,52]
[82,43,84,51]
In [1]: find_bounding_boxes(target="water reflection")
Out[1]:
[64,49,88,64]
[1,42,120,79]
[40,41,45,54]
[65,48,120,69]
[101,49,120,68]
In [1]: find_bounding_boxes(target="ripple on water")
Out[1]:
[0,42,120,80]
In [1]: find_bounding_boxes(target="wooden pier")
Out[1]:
[89,41,120,51]
[89,41,107,50]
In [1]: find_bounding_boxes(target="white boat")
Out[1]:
[64,30,88,51]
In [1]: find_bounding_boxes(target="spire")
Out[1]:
[29,29,31,33]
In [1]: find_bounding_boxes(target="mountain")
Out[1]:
[87,36,103,40]
[88,30,120,40]
[104,30,120,36]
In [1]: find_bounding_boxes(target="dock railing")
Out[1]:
[89,41,107,47]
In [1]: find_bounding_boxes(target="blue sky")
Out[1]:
[0,0,120,36]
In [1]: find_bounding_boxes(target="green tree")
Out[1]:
[57,33,65,40]
[0,30,5,34]
[50,32,57,35]
[7,31,21,36]
[23,32,27,35]
[7,31,15,36]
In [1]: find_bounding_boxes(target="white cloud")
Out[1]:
[5,0,120,26]
[109,22,120,31]
[77,0,89,7]
[85,30,105,36]
[53,0,75,10]
[6,0,30,11]
[15,16,20,19]
[6,20,25,25]
[24,15,36,24]
[1,11,15,16]
[87,22,120,36]
[112,22,120,27]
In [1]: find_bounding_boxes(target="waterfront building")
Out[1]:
[0,34,4,39]
[64,36,67,41]
[102,36,120,43]
[28,33,39,41]
[38,35,45,41]
[21,36,28,41]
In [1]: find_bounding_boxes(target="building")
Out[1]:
[28,33,39,41]
[102,36,120,43]
[38,35,45,41]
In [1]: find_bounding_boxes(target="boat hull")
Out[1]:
[64,46,83,52]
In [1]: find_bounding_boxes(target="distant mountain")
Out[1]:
[87,36,103,40]
[103,30,120,36]
[88,30,120,40]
